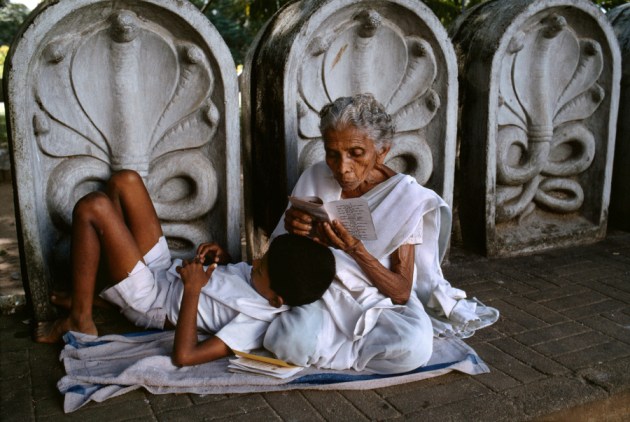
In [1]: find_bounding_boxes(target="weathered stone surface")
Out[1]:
[451,0,621,257]
[242,0,458,257]
[608,4,630,232]
[4,0,240,321]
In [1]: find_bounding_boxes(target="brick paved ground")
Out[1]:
[1,176,629,420]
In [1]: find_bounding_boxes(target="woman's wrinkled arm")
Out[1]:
[321,220,414,304]
[348,242,414,304]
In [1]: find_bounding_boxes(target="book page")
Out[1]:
[288,196,377,240]
[325,198,377,240]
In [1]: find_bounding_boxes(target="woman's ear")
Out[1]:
[268,295,284,308]
[376,144,391,164]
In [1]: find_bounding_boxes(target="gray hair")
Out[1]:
[319,93,395,149]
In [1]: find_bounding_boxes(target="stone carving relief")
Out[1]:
[296,9,439,185]
[35,10,219,254]
[452,0,620,257]
[6,0,239,320]
[495,14,604,224]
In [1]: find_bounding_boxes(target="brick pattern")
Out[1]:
[1,232,629,421]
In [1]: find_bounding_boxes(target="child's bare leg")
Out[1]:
[50,170,163,311]
[50,290,112,310]
[36,191,145,343]
[106,170,163,255]
[49,290,72,309]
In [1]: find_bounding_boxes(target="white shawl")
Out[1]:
[269,162,498,353]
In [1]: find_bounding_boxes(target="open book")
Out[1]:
[288,196,377,240]
[228,350,305,379]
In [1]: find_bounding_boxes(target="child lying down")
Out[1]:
[36,170,335,366]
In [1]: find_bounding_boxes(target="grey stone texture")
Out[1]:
[242,0,458,257]
[4,0,240,321]
[451,0,621,257]
[608,4,630,232]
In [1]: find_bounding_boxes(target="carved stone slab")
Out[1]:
[451,0,621,257]
[608,4,630,231]
[242,0,458,256]
[4,0,240,321]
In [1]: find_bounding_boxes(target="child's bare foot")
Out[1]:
[34,316,98,344]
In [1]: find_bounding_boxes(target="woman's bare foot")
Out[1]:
[34,316,98,344]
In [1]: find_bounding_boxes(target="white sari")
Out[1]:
[264,162,498,373]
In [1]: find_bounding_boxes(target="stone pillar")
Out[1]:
[608,4,630,232]
[242,0,458,257]
[4,0,240,322]
[451,0,621,257]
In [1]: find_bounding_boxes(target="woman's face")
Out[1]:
[323,125,389,193]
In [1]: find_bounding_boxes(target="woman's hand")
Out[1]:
[319,220,362,254]
[196,242,231,266]
[321,219,414,305]
[284,207,314,237]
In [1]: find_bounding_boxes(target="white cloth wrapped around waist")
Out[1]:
[322,282,404,341]
[323,250,405,341]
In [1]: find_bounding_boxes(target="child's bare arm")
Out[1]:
[172,260,230,366]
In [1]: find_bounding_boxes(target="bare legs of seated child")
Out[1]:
[36,170,165,343]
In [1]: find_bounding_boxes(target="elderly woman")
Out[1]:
[263,93,497,374]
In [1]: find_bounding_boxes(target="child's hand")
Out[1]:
[196,242,231,266]
[176,258,217,291]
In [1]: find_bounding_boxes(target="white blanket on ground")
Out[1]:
[58,330,490,413]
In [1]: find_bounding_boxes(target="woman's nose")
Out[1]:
[339,156,352,173]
